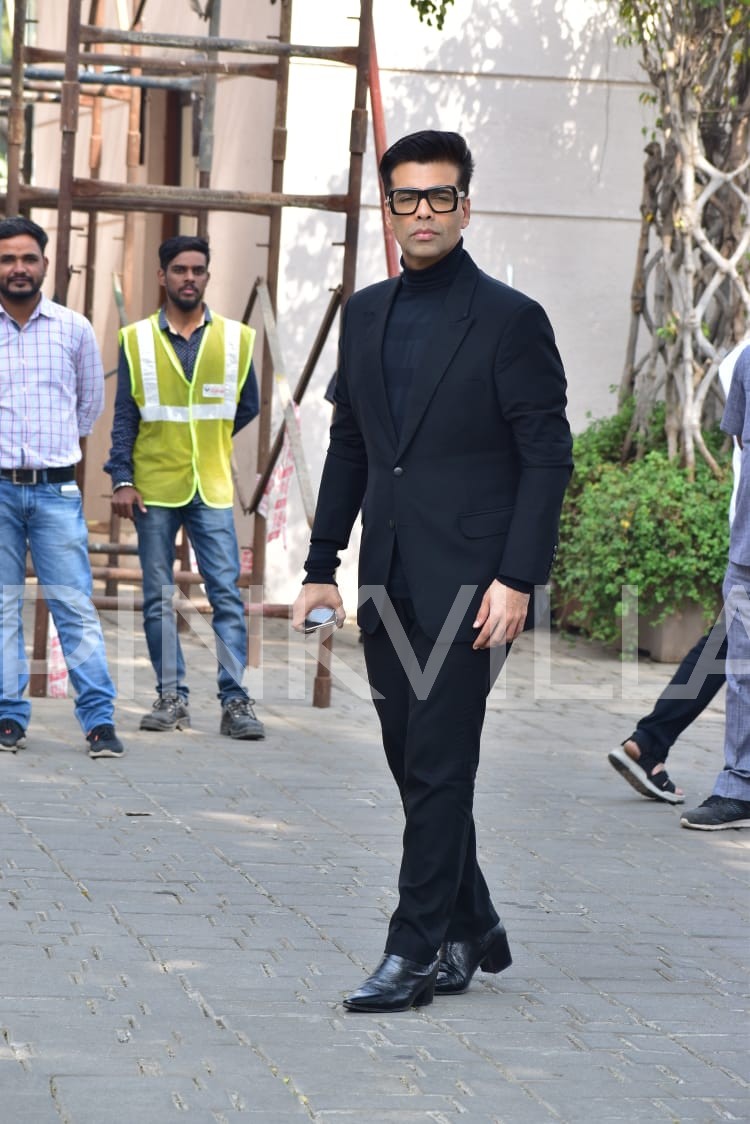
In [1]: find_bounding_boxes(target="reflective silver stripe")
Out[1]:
[140,403,233,422]
[135,319,160,409]
[141,404,191,422]
[189,403,234,419]
[222,319,241,408]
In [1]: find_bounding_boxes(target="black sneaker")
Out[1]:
[220,697,265,740]
[0,717,27,751]
[680,795,750,831]
[87,724,125,759]
[140,694,190,731]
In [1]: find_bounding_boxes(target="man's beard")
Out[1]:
[0,277,43,303]
[168,289,202,312]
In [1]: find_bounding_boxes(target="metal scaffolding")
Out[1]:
[1,0,376,707]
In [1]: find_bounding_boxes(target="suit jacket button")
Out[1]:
[393,466,403,476]
[388,519,394,529]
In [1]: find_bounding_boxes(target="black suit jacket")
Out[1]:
[310,250,573,641]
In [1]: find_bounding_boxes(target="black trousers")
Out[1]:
[362,597,508,963]
[630,626,727,761]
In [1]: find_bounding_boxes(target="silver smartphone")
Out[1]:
[303,606,337,634]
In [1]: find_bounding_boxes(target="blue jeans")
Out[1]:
[134,497,248,704]
[0,479,116,733]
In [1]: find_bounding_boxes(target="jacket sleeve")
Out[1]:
[494,300,573,586]
[303,305,368,582]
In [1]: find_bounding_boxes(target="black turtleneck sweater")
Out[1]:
[379,240,467,594]
[382,240,465,440]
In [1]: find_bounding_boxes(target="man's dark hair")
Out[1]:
[158,235,210,270]
[379,131,475,194]
[0,216,48,253]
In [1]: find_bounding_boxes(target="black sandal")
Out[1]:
[608,743,684,805]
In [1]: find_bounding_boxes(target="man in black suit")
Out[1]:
[293,131,573,1012]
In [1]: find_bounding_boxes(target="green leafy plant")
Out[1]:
[553,402,733,648]
[408,0,455,29]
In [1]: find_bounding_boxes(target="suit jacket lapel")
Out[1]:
[395,253,478,459]
[360,278,400,451]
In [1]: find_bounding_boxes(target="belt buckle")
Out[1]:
[10,468,37,484]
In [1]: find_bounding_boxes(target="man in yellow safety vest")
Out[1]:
[106,235,264,740]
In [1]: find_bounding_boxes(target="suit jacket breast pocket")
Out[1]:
[458,507,514,538]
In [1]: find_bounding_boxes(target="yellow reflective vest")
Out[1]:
[122,312,255,508]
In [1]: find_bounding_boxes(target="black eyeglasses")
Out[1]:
[386,185,466,215]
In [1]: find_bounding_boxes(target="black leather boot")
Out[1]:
[435,921,512,994]
[343,953,439,1012]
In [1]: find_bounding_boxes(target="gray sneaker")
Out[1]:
[220,697,265,740]
[680,795,750,831]
[140,694,191,732]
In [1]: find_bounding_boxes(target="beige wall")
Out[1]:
[23,0,651,609]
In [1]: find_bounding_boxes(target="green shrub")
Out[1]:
[553,405,733,647]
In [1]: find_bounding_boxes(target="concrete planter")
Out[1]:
[552,586,717,664]
[637,601,711,663]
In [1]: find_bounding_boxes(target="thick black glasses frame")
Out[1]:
[386,185,466,215]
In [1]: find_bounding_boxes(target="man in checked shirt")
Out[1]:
[0,216,123,759]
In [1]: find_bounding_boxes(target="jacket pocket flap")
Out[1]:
[458,507,513,539]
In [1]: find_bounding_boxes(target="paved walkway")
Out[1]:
[1,610,748,1123]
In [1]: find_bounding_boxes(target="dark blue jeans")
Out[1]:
[631,624,727,761]
[134,497,248,704]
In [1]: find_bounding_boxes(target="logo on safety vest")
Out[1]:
[202,383,226,399]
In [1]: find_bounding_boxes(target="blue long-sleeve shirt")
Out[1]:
[104,306,259,486]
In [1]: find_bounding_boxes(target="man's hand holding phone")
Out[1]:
[302,606,338,633]
[292,584,345,634]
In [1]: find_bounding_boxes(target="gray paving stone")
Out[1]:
[0,1092,62,1123]
[1,617,748,1123]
